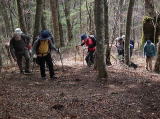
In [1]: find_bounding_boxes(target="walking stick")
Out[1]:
[58,48,64,71]
[82,47,85,66]
[32,58,36,73]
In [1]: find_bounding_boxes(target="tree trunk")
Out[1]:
[58,2,65,47]
[79,0,82,34]
[154,40,160,73]
[119,0,124,36]
[41,0,47,30]
[0,1,12,37]
[33,0,43,43]
[144,0,156,18]
[63,0,73,42]
[24,0,33,34]
[86,0,93,32]
[142,0,157,45]
[50,0,61,47]
[0,38,2,73]
[124,0,135,65]
[104,0,111,65]
[16,0,27,33]
[95,0,107,79]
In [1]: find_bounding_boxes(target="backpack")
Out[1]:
[37,39,50,54]
[89,35,96,48]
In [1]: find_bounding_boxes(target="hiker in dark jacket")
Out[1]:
[32,30,59,80]
[144,40,156,71]
[80,34,96,67]
[10,28,31,74]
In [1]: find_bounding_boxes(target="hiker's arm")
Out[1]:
[9,39,16,60]
[153,45,156,56]
[24,35,32,49]
[32,40,38,55]
[49,40,58,52]
[143,45,146,56]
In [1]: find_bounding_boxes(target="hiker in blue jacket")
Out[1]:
[144,40,156,71]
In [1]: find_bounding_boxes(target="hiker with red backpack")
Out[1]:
[79,34,96,67]
[32,30,59,80]
[10,28,32,74]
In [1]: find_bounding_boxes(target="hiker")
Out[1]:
[121,35,135,57]
[80,34,96,67]
[10,28,31,74]
[32,30,59,80]
[130,40,134,57]
[144,40,156,71]
[116,37,124,60]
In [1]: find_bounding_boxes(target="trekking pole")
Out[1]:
[82,47,85,66]
[75,46,77,63]
[58,48,64,71]
[32,58,36,73]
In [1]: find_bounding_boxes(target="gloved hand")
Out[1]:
[33,54,37,59]
[57,48,61,53]
[13,57,17,61]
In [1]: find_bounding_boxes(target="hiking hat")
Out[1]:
[122,35,125,39]
[118,37,123,41]
[40,30,50,39]
[81,34,87,40]
[15,28,23,34]
[147,40,151,44]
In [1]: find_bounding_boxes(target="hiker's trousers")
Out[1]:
[37,53,55,78]
[15,50,30,72]
[85,51,95,66]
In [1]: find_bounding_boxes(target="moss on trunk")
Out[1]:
[141,16,160,45]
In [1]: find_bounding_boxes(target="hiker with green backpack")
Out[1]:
[32,30,59,80]
[144,40,156,71]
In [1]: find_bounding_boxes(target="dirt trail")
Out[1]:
[0,57,160,119]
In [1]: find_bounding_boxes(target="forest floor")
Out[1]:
[0,51,160,119]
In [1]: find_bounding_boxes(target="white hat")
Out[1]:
[15,28,23,34]
[122,35,125,39]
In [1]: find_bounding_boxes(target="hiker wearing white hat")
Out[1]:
[10,28,32,74]
[15,28,23,34]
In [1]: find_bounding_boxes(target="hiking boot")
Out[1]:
[24,70,32,74]
[41,77,46,80]
[50,76,57,80]
[20,70,24,74]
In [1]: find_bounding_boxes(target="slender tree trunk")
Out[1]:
[33,0,43,43]
[50,0,61,47]
[124,0,135,65]
[41,0,47,30]
[104,0,111,65]
[144,0,156,18]
[80,0,82,34]
[119,0,124,36]
[0,38,2,73]
[0,1,12,37]
[58,2,65,47]
[16,0,27,33]
[95,0,107,79]
[63,0,73,42]
[24,0,32,34]
[86,0,92,32]
[154,41,160,73]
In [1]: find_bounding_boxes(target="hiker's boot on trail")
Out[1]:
[24,70,32,75]
[41,77,46,80]
[50,76,57,80]
[20,70,24,74]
